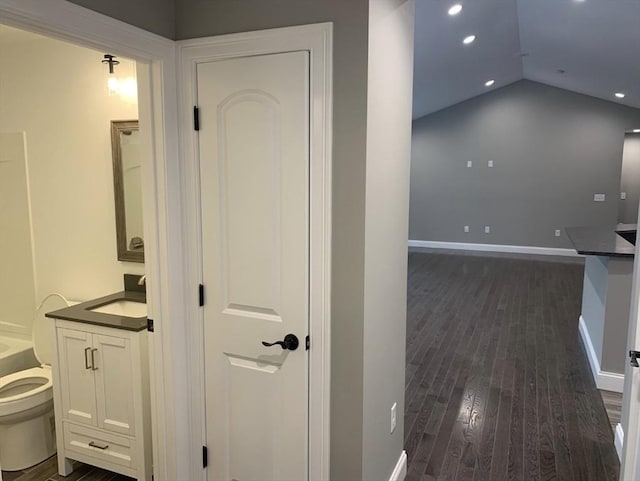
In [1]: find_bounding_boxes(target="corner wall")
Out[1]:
[362,0,414,479]
[410,80,640,248]
[619,133,640,224]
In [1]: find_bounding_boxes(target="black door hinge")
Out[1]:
[199,284,205,307]
[194,106,200,131]
[202,445,208,468]
[147,318,154,332]
[306,335,310,350]
[630,350,640,367]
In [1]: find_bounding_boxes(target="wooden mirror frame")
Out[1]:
[111,120,144,263]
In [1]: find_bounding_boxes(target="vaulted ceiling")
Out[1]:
[413,0,640,119]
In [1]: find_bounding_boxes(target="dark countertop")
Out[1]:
[45,290,147,332]
[565,224,636,258]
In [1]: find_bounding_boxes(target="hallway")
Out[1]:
[404,250,620,481]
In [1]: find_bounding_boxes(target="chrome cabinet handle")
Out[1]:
[91,348,98,370]
[84,347,92,370]
[89,441,109,450]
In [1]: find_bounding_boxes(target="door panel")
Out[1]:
[198,51,309,481]
[94,334,135,436]
[57,328,96,426]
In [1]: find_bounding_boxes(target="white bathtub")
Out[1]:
[0,335,37,378]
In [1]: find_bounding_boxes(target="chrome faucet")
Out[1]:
[138,274,146,286]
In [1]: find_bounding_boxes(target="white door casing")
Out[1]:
[179,24,332,480]
[198,51,310,480]
[621,206,640,479]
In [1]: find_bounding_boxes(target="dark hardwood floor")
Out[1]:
[1,455,133,481]
[405,249,620,481]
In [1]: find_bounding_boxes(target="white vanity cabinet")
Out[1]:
[51,319,151,480]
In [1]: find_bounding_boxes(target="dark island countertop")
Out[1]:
[565,224,636,258]
[45,290,147,331]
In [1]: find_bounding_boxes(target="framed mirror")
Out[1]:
[111,120,144,263]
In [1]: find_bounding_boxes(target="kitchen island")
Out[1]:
[566,224,636,393]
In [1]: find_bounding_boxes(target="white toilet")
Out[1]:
[0,293,69,471]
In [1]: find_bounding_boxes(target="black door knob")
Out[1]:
[262,334,299,351]
[630,350,640,368]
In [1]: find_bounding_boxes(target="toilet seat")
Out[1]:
[0,366,53,417]
[0,294,67,418]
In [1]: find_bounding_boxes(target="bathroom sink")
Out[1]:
[89,300,147,318]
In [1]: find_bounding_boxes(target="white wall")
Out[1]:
[362,0,415,478]
[619,133,640,224]
[0,132,36,337]
[0,27,143,332]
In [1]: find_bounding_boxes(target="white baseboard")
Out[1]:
[615,423,624,462]
[408,240,579,257]
[578,315,625,393]
[389,450,407,481]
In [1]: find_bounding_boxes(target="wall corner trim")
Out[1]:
[616,423,624,462]
[408,240,579,257]
[578,315,625,393]
[389,450,407,481]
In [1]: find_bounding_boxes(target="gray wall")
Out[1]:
[602,258,634,373]
[176,2,371,479]
[66,0,175,38]
[582,256,632,374]
[582,256,607,363]
[410,80,640,248]
[619,133,640,224]
[362,0,413,479]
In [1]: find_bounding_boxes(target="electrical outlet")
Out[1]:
[555,229,561,237]
[621,192,627,200]
[594,193,606,202]
[467,161,473,168]
[464,225,470,233]
[485,226,490,234]
[488,160,494,168]
[391,403,397,434]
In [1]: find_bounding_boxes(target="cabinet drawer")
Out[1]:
[63,422,136,469]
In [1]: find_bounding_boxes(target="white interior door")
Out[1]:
[197,51,310,481]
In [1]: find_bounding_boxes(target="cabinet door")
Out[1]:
[93,334,135,436]
[57,328,97,426]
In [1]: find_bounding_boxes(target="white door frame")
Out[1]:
[178,24,333,480]
[0,2,187,479]
[621,208,640,479]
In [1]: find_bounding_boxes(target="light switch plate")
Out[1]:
[467,161,472,168]
[488,160,494,167]
[464,225,470,233]
[485,226,490,234]
[621,192,627,200]
[594,193,606,202]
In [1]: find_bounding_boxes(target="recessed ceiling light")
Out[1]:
[485,80,495,87]
[448,4,463,15]
[634,129,640,133]
[615,92,626,98]
[463,35,476,45]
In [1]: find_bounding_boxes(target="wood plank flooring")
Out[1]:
[405,249,620,481]
[1,455,133,481]
[601,390,623,434]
